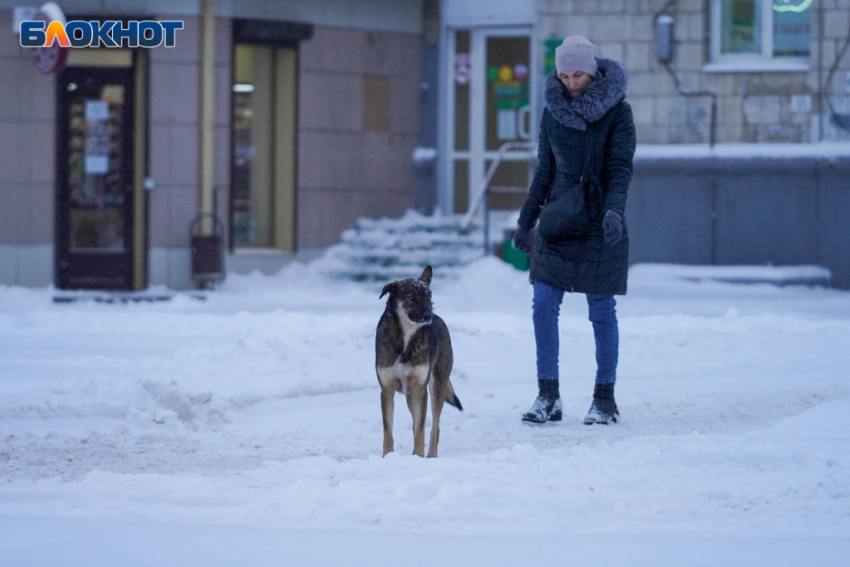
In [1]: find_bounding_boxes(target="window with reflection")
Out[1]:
[715,0,810,60]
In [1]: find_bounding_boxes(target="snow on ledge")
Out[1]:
[702,60,809,74]
[412,147,438,162]
[630,263,832,287]
[635,142,850,160]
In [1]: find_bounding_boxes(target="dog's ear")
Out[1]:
[379,281,399,299]
[419,265,433,286]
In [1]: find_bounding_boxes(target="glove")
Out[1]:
[513,225,531,253]
[602,210,623,244]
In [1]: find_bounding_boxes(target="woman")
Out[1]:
[513,35,636,425]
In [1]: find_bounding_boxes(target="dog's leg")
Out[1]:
[380,383,396,457]
[427,379,446,458]
[405,383,428,458]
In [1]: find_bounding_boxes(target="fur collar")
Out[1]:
[545,58,628,131]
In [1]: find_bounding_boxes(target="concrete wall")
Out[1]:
[0,0,423,32]
[146,5,425,280]
[629,156,850,289]
[0,0,425,289]
[147,15,232,290]
[0,5,227,290]
[443,0,535,26]
[296,25,422,248]
[0,9,55,286]
[225,0,423,34]
[537,0,850,144]
[148,13,425,279]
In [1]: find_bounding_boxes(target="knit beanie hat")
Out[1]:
[555,35,597,77]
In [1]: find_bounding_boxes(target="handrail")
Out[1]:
[460,142,535,233]
[459,141,535,255]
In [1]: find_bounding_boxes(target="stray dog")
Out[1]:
[375,265,462,458]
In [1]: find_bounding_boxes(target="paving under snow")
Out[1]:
[0,258,848,565]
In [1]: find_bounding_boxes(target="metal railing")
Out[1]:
[459,141,536,255]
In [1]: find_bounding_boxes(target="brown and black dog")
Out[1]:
[375,265,462,458]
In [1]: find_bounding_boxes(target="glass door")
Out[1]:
[56,67,135,290]
[447,27,534,214]
[230,43,297,252]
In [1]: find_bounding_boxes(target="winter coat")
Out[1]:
[518,58,636,296]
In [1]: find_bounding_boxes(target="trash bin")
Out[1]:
[190,213,225,289]
[502,228,529,271]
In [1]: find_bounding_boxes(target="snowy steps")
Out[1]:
[320,210,507,282]
[318,209,835,286]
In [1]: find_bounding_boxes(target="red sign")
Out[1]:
[514,63,528,81]
[455,53,470,86]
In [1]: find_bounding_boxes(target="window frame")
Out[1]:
[707,0,811,73]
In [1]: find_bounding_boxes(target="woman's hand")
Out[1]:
[602,210,622,244]
[513,225,531,253]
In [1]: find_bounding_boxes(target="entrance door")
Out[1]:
[447,27,534,214]
[230,43,297,252]
[56,66,135,290]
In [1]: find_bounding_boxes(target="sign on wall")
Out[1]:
[30,2,68,74]
[544,38,561,76]
[455,53,471,85]
[19,1,185,74]
[84,100,110,174]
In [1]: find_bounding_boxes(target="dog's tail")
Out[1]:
[446,380,463,412]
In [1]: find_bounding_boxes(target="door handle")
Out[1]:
[517,105,532,140]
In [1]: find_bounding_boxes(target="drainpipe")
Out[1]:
[655,2,718,146]
[198,0,215,233]
[818,0,824,140]
[824,16,850,131]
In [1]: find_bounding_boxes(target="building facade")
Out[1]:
[439,0,850,214]
[1,0,848,290]
[538,0,848,146]
[0,0,428,289]
[437,0,850,288]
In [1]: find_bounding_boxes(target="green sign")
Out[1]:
[544,38,561,76]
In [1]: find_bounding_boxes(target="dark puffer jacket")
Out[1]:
[518,58,636,295]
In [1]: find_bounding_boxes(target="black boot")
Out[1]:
[583,383,619,425]
[522,379,563,423]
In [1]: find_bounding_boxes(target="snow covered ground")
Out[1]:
[1,258,848,565]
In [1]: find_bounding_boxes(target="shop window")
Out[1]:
[711,0,810,67]
[231,43,297,251]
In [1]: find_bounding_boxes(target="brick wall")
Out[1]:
[538,0,850,144]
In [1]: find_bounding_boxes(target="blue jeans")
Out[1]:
[532,281,618,384]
